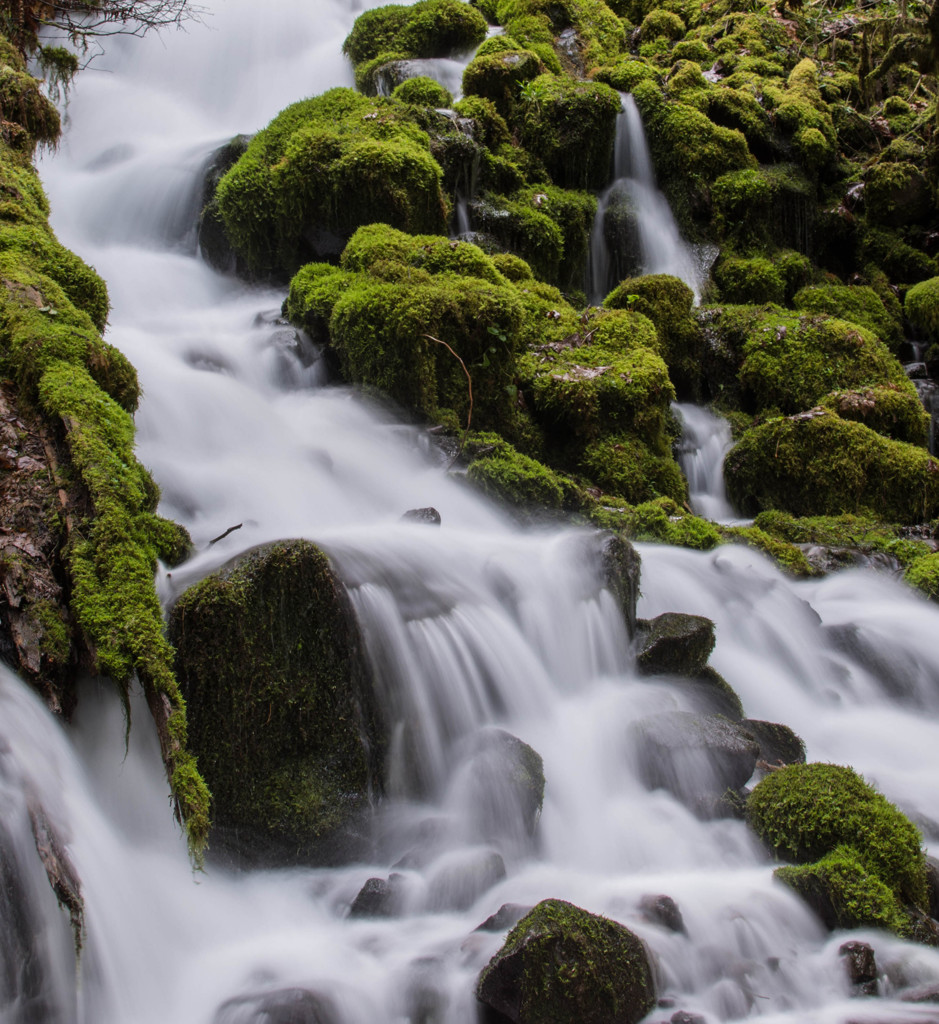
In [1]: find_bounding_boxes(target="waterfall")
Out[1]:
[674,403,738,523]
[9,1,939,1021]
[588,94,703,304]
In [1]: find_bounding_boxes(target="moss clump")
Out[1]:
[793,285,902,351]
[515,74,621,190]
[719,524,818,577]
[819,385,928,446]
[748,762,928,934]
[904,553,939,601]
[724,411,939,523]
[861,229,936,287]
[905,277,939,343]
[864,163,931,229]
[590,497,722,550]
[0,61,60,152]
[464,432,577,514]
[170,541,377,859]
[580,434,686,505]
[391,76,453,108]
[462,48,545,117]
[214,89,448,280]
[476,898,656,1024]
[594,58,660,93]
[342,0,487,66]
[772,59,837,176]
[640,9,685,41]
[713,255,784,305]
[495,0,627,73]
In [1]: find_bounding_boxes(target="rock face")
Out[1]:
[601,533,642,639]
[636,613,715,676]
[170,540,379,864]
[476,899,656,1024]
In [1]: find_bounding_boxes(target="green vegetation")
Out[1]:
[905,277,939,342]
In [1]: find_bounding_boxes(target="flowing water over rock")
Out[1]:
[587,94,704,303]
[11,1,939,1021]
[674,403,738,522]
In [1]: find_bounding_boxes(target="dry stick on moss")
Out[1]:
[424,334,473,464]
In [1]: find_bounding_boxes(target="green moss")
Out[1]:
[904,553,939,601]
[464,431,576,513]
[594,58,660,92]
[862,229,936,286]
[793,284,902,350]
[711,166,814,252]
[670,38,712,64]
[590,496,722,550]
[641,9,685,40]
[342,0,487,66]
[215,89,449,280]
[580,434,686,504]
[392,76,453,108]
[905,277,939,342]
[713,255,785,305]
[515,74,621,190]
[719,524,817,577]
[725,411,939,523]
[477,898,656,1024]
[865,162,931,228]
[748,762,927,909]
[462,48,545,117]
[496,0,627,72]
[0,63,60,152]
[776,847,913,937]
[819,385,929,446]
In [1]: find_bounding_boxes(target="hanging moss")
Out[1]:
[724,411,939,522]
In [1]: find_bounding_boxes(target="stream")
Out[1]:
[6,1,939,1021]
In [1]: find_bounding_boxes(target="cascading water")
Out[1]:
[3,2,936,1021]
[674,403,738,523]
[587,94,703,304]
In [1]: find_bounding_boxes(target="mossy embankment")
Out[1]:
[0,38,209,855]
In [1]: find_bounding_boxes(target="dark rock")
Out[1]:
[671,667,744,720]
[476,903,531,932]
[840,941,879,996]
[197,134,251,274]
[601,533,642,639]
[450,728,545,848]
[743,719,806,768]
[639,894,686,934]
[671,1013,706,1024]
[402,506,442,526]
[629,711,759,816]
[348,874,406,919]
[476,898,656,1024]
[170,540,379,866]
[636,613,716,677]
[926,856,939,920]
[427,848,506,911]
[213,987,337,1024]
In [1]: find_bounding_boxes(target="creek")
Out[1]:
[6,1,939,1021]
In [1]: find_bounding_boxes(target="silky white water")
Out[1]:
[674,403,737,523]
[1,2,935,1021]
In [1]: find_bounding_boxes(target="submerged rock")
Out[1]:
[476,898,655,1024]
[170,540,379,865]
[742,719,806,768]
[213,988,337,1024]
[639,894,686,934]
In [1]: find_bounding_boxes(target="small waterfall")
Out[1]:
[588,94,702,304]
[674,403,738,522]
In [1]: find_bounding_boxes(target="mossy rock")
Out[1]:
[590,497,722,551]
[905,277,939,343]
[594,58,660,93]
[905,553,939,601]
[342,0,488,66]
[748,762,929,937]
[463,432,577,516]
[579,434,687,505]
[170,541,379,863]
[495,0,627,73]
[214,89,448,280]
[772,58,837,177]
[0,62,60,153]
[635,611,715,676]
[476,898,656,1024]
[603,274,703,399]
[819,385,929,446]
[864,162,932,229]
[719,524,818,578]
[724,411,939,523]
[793,284,903,351]
[742,719,805,767]
[600,532,642,638]
[710,165,815,253]
[514,74,621,190]
[861,229,936,286]
[713,255,785,305]
[392,76,453,108]
[462,49,545,117]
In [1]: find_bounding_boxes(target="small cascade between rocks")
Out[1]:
[900,339,939,453]
[587,94,703,304]
[674,403,738,523]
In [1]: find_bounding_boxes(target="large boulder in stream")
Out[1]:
[635,613,715,676]
[169,540,380,865]
[476,899,656,1024]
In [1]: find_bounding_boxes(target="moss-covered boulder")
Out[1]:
[601,532,642,638]
[0,48,60,153]
[905,277,939,343]
[214,89,448,280]
[748,762,931,939]
[905,553,939,601]
[392,75,453,108]
[579,433,687,505]
[792,284,903,351]
[635,612,715,676]
[864,162,932,228]
[462,48,545,117]
[819,385,929,446]
[169,541,379,863]
[604,274,703,398]
[724,410,939,522]
[514,74,621,190]
[476,899,656,1024]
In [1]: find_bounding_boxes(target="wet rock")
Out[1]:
[742,719,806,768]
[426,848,506,911]
[170,540,380,866]
[197,134,251,274]
[840,940,878,996]
[671,667,744,720]
[636,614,716,677]
[476,903,531,932]
[402,506,442,526]
[476,898,656,1024]
[900,983,939,1003]
[826,623,925,704]
[348,873,406,918]
[639,894,686,934]
[213,987,337,1024]
[671,1013,706,1024]
[601,534,641,638]
[450,728,545,847]
[926,856,939,919]
[629,711,759,817]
